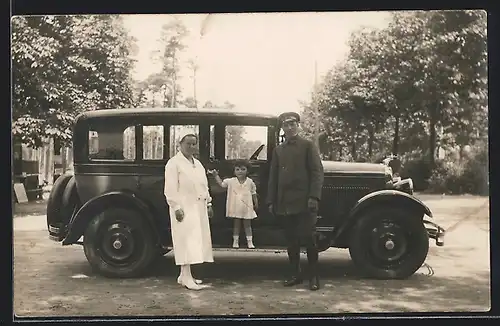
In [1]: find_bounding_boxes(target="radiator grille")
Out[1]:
[322,185,371,217]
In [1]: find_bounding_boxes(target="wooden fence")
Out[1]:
[19,139,73,185]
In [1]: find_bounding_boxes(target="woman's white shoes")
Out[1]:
[177,276,202,285]
[179,279,210,290]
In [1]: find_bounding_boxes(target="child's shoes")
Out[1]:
[247,236,255,249]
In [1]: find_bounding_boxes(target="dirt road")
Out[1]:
[13,195,490,317]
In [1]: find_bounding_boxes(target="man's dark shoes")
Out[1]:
[309,275,320,291]
[284,275,303,287]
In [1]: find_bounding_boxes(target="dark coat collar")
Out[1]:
[284,134,301,144]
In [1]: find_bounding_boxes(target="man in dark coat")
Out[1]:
[266,112,324,290]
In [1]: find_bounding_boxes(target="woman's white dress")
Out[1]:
[221,177,257,220]
[164,152,214,266]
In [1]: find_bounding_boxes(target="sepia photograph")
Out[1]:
[11,10,489,318]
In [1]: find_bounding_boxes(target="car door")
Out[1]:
[134,123,170,240]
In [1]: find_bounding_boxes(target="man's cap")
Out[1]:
[278,112,300,125]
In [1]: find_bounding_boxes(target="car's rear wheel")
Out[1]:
[348,207,429,279]
[46,173,73,240]
[83,208,156,278]
[60,176,81,224]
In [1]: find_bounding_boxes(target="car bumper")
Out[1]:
[48,224,67,242]
[423,219,445,246]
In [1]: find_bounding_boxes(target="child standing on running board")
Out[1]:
[208,160,258,249]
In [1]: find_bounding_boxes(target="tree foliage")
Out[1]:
[300,10,487,165]
[12,15,137,147]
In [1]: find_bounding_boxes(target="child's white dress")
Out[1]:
[221,177,258,219]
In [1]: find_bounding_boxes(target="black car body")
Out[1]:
[47,107,445,279]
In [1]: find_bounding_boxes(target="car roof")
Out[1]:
[77,107,278,121]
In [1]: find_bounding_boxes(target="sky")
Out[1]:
[122,12,391,116]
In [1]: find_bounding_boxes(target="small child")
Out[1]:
[208,160,258,249]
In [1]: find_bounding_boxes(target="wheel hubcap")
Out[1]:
[370,221,409,266]
[385,239,395,250]
[99,222,138,265]
[113,239,123,249]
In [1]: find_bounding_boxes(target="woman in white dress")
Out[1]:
[164,133,214,290]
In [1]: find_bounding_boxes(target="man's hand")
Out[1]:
[175,209,184,222]
[268,204,274,214]
[308,198,319,212]
[207,206,214,219]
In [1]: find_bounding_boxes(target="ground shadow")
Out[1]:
[58,249,490,313]
[12,199,47,217]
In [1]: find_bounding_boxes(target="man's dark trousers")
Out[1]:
[279,211,319,290]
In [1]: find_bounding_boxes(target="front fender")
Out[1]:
[332,189,433,243]
[62,191,161,246]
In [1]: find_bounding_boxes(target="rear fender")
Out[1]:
[332,190,433,245]
[62,191,163,246]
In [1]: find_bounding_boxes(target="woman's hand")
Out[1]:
[207,205,214,218]
[175,209,184,222]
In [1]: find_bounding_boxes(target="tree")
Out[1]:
[150,17,188,108]
[12,15,137,147]
[181,96,197,108]
[301,10,486,166]
[135,71,182,108]
[187,58,199,107]
[424,10,487,158]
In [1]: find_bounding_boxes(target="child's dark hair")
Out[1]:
[233,159,252,172]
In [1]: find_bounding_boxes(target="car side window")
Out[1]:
[143,125,164,160]
[88,125,135,161]
[169,125,199,158]
[224,125,268,160]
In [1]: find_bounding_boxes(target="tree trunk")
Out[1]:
[368,123,375,158]
[458,145,464,162]
[429,114,437,167]
[61,147,67,174]
[392,115,400,155]
[193,67,197,108]
[163,89,168,107]
[172,49,177,108]
[351,134,357,161]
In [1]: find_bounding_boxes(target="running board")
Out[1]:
[162,245,323,254]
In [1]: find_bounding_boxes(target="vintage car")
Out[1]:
[47,107,445,279]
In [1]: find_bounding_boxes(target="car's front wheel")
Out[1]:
[83,208,156,278]
[348,207,429,279]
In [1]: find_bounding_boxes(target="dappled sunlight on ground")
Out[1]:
[13,195,490,316]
